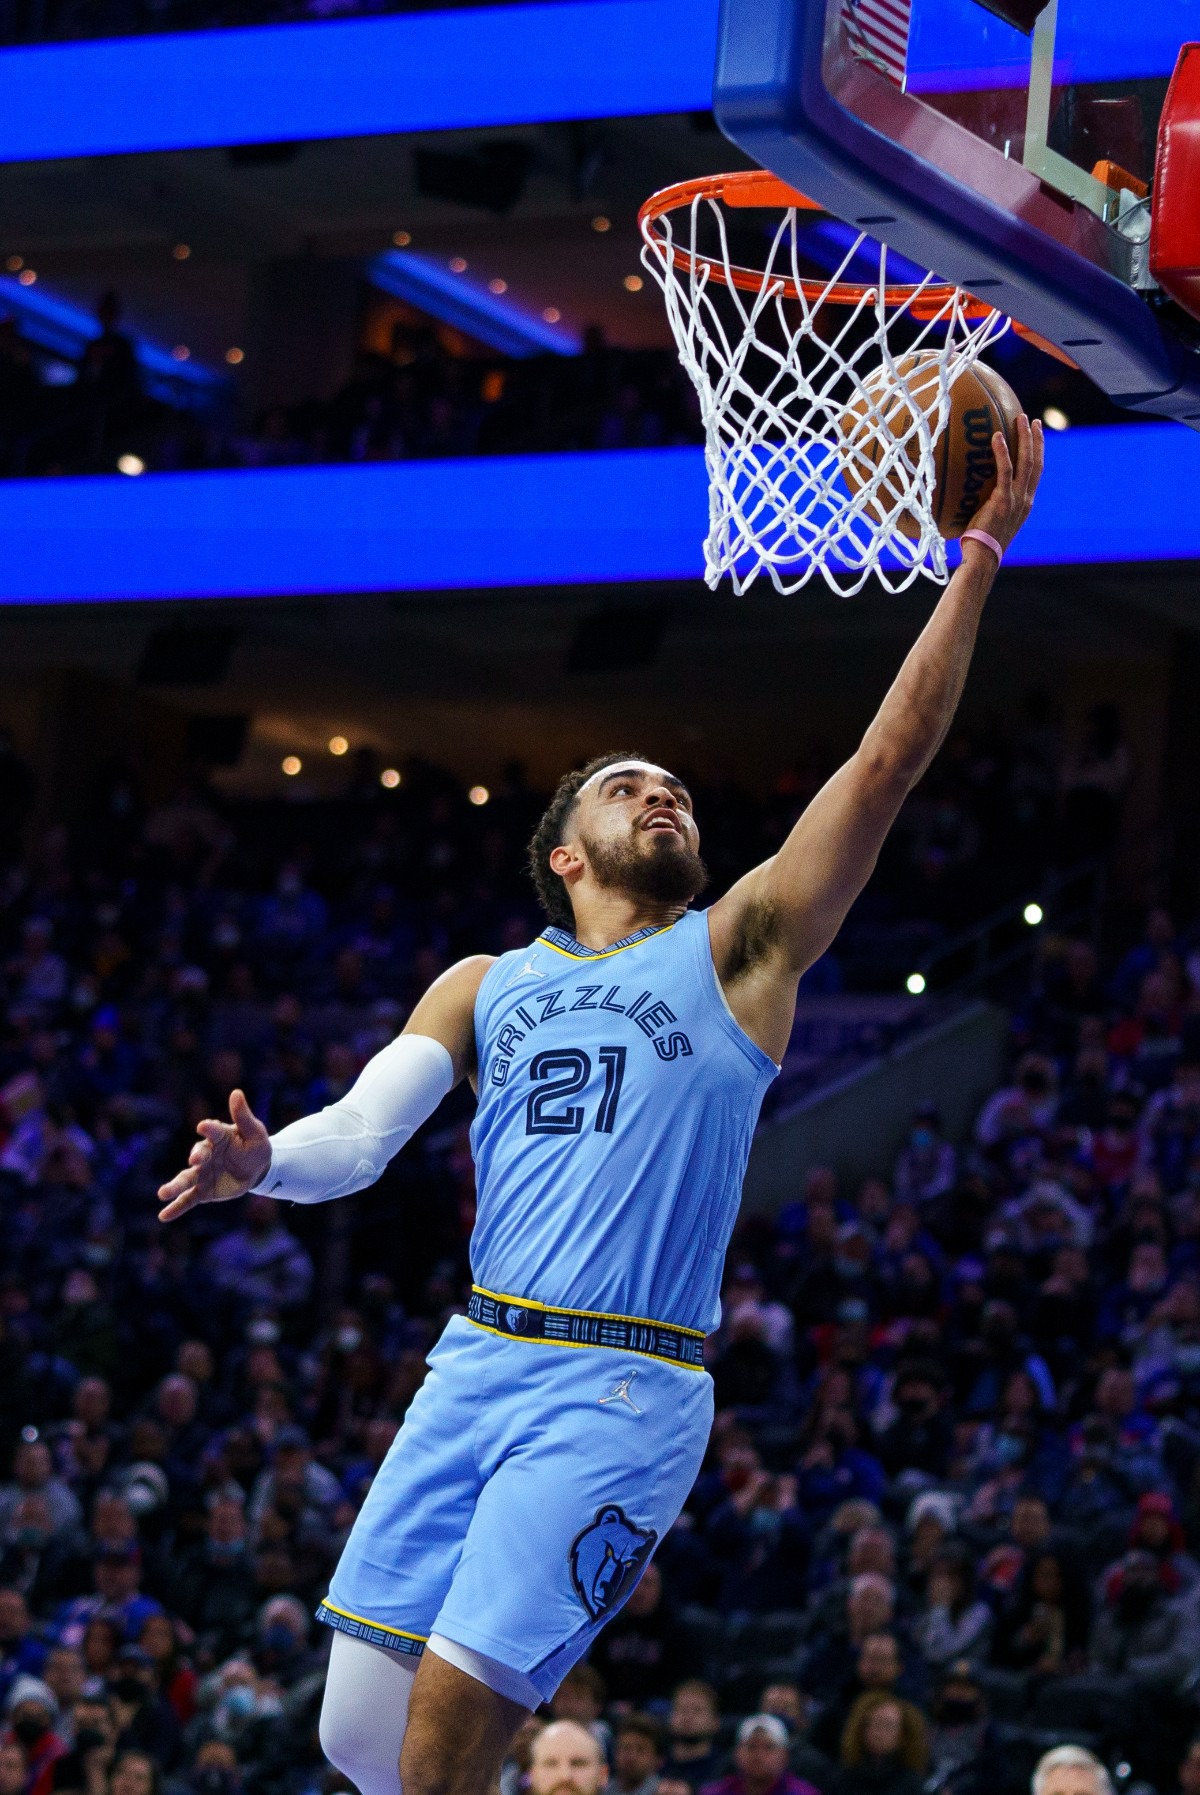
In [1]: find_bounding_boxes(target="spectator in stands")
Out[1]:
[758,1684,831,1790]
[203,1197,313,1314]
[76,292,141,463]
[0,1593,45,1704]
[0,1741,24,1795]
[992,1550,1089,1674]
[527,1721,607,1795]
[893,1105,956,1206]
[1090,1547,1200,1694]
[835,1695,927,1795]
[701,1715,820,1795]
[911,1548,993,1670]
[2,1676,64,1795]
[53,1547,160,1650]
[975,1053,1059,1151]
[107,1646,180,1770]
[664,1683,724,1792]
[612,1714,668,1795]
[590,1563,686,1704]
[551,1665,610,1757]
[925,1661,994,1795]
[0,1443,80,1542]
[1031,1747,1113,1795]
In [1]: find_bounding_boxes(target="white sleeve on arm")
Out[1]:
[251,1033,454,1205]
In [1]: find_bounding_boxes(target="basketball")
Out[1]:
[837,354,1023,541]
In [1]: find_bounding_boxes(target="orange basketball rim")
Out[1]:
[638,170,1076,362]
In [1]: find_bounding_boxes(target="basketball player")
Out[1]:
[157,419,1042,1795]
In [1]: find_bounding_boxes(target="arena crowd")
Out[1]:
[0,721,1193,1795]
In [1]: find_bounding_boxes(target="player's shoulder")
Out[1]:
[442,953,499,998]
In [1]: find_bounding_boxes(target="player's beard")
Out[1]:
[580,820,709,910]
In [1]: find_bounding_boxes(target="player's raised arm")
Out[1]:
[156,954,495,1223]
[709,415,1042,1049]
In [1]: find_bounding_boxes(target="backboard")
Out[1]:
[713,0,1200,427]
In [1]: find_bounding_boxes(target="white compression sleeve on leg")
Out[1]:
[319,1629,414,1795]
[252,1032,453,1205]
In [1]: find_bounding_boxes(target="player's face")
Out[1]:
[574,764,707,910]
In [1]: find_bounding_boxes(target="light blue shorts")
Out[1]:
[317,1313,714,1703]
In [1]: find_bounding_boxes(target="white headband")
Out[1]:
[574,760,680,798]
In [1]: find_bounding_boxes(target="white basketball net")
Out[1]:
[641,189,1010,597]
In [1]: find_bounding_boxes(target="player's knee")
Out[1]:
[319,1694,403,1795]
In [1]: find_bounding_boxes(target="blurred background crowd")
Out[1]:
[0,313,704,481]
[0,711,1198,1795]
[0,287,1126,485]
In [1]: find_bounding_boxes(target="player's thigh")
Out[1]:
[434,1349,714,1700]
[324,1325,491,1649]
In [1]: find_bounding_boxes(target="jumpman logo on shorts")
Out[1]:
[598,1371,642,1415]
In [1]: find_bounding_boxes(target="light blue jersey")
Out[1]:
[319,906,778,1695]
[470,909,779,1333]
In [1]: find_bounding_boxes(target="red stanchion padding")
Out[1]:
[1151,42,1200,324]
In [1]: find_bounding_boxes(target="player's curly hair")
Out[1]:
[527,750,649,931]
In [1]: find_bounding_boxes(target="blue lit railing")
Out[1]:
[0,0,1185,165]
[0,425,1196,605]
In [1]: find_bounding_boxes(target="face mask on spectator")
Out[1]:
[12,1717,49,1747]
[335,1327,363,1352]
[247,1319,281,1346]
[112,1677,145,1704]
[15,1527,47,1551]
[75,1730,108,1756]
[221,1687,257,1722]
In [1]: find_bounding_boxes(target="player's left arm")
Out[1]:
[709,416,1043,1059]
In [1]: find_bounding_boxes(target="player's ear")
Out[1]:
[549,842,584,881]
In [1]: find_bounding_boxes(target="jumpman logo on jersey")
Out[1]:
[505,956,548,987]
[598,1371,642,1415]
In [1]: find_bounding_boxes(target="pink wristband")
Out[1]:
[961,528,1003,565]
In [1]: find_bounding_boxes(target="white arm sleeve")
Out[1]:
[251,1032,454,1205]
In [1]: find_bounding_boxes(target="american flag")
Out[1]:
[841,0,911,87]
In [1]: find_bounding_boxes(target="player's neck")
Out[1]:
[563,891,688,951]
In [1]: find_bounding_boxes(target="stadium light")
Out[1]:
[906,972,926,995]
[1024,902,1044,926]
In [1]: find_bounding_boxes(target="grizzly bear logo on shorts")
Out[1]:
[569,1505,657,1621]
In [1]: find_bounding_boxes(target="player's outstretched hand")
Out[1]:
[157,1087,271,1223]
[968,412,1044,553]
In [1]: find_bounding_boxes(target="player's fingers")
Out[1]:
[158,1186,203,1223]
[229,1087,263,1141]
[1029,417,1045,495]
[157,1166,199,1204]
[992,429,1013,502]
[188,1139,214,1167]
[1013,413,1035,500]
